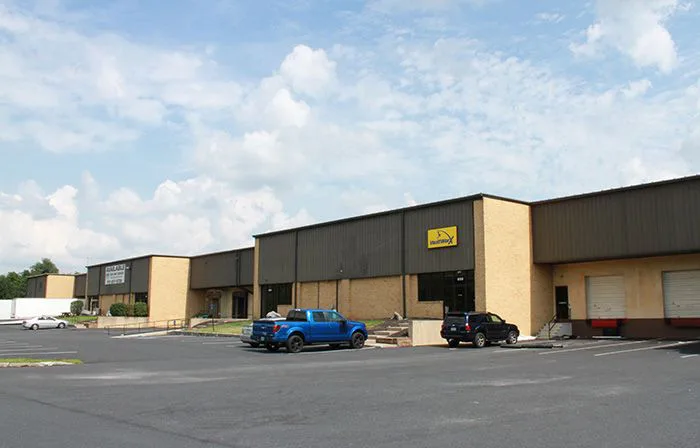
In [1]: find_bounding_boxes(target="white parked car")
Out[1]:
[240,315,285,347]
[22,316,69,330]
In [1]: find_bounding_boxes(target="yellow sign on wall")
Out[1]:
[427,226,458,249]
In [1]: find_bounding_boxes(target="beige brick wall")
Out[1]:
[476,198,554,336]
[554,253,700,320]
[299,282,319,308]
[99,294,131,315]
[45,275,76,298]
[346,276,403,320]
[405,274,443,319]
[187,289,206,318]
[148,256,191,321]
[473,200,487,312]
[252,239,261,319]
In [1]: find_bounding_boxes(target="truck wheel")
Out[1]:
[286,334,304,353]
[472,332,486,348]
[265,343,280,352]
[447,339,460,348]
[350,331,366,349]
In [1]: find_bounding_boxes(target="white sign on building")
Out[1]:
[105,264,127,285]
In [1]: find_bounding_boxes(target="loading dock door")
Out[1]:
[663,270,700,318]
[586,275,626,319]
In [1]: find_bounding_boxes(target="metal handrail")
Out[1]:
[105,318,189,336]
[546,313,558,339]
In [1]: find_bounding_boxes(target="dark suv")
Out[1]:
[440,312,519,348]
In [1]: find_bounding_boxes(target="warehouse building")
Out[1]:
[86,255,191,321]
[253,194,552,337]
[532,175,700,339]
[189,248,255,319]
[252,175,700,339]
[73,174,699,339]
[25,273,81,299]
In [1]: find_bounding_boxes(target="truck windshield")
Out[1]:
[286,310,307,321]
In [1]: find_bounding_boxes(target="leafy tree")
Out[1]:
[28,258,59,276]
[0,258,61,300]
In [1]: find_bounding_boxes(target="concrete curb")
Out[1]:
[500,342,564,349]
[169,331,241,338]
[0,361,78,368]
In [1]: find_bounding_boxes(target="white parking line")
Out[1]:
[594,341,695,357]
[0,350,77,356]
[538,339,652,355]
[681,354,698,359]
[0,346,49,351]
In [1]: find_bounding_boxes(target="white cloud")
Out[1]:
[279,45,337,98]
[0,1,699,273]
[570,0,686,73]
[534,12,565,23]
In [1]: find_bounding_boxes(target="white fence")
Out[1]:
[0,300,12,320]
[10,298,84,320]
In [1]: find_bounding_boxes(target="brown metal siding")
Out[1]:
[404,201,475,273]
[239,248,254,286]
[533,179,700,263]
[297,214,402,282]
[73,274,86,297]
[130,258,150,293]
[190,249,253,289]
[99,257,150,295]
[87,266,101,296]
[259,232,296,284]
[26,277,45,297]
[191,252,237,289]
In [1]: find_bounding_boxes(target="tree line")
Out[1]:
[0,258,60,300]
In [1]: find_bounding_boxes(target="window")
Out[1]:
[323,311,344,322]
[312,311,326,322]
[488,314,503,324]
[417,270,475,311]
[287,310,307,321]
[264,283,293,306]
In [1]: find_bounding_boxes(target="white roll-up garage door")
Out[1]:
[586,275,626,319]
[663,270,700,318]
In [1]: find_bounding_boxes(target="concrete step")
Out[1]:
[374,336,412,346]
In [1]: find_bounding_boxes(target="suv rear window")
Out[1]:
[444,313,466,325]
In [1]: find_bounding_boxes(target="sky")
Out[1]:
[1,0,699,273]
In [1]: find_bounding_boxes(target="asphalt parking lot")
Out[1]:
[1,325,698,448]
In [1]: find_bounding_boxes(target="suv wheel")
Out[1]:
[472,332,486,348]
[447,339,460,348]
[506,330,518,345]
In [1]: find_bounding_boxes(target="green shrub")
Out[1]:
[133,303,148,317]
[110,303,128,317]
[70,300,84,316]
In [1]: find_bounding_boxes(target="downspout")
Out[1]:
[401,211,407,319]
[294,231,299,308]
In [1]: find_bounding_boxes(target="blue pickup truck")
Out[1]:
[251,309,368,353]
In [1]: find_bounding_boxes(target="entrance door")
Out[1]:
[232,293,248,318]
[555,286,570,320]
